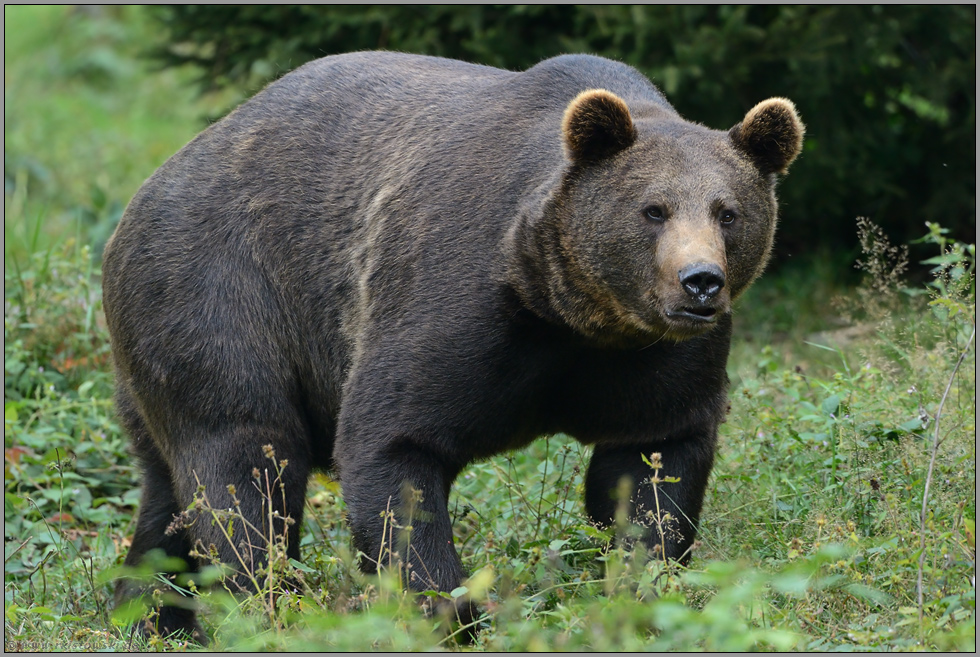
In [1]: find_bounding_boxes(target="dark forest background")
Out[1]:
[147,4,976,273]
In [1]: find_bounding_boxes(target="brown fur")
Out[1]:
[729,97,805,175]
[103,52,803,640]
[562,89,638,163]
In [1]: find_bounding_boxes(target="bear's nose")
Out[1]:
[679,263,726,300]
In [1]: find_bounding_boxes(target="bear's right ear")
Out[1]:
[729,98,805,175]
[562,89,637,164]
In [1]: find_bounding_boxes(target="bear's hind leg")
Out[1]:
[114,403,204,642]
[167,422,312,598]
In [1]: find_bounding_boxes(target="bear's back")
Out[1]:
[108,52,673,255]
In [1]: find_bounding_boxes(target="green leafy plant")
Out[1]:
[4,240,135,651]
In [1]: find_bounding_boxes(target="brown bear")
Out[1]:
[102,51,803,639]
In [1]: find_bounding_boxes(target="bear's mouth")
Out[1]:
[669,306,719,323]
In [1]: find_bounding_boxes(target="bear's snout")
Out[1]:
[659,261,730,334]
[678,263,726,302]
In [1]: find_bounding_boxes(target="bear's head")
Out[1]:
[508,88,804,347]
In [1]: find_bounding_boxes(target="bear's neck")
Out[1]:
[503,190,567,328]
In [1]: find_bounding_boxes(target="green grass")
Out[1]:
[4,6,976,652]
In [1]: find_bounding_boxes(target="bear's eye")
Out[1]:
[643,206,665,222]
[720,209,737,225]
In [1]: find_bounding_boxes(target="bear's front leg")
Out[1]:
[584,427,718,563]
[338,439,473,622]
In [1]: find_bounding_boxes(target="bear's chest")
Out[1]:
[541,345,730,444]
[372,317,730,456]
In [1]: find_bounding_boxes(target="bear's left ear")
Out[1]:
[729,98,805,175]
[562,89,637,164]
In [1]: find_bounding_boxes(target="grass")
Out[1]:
[4,6,976,652]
